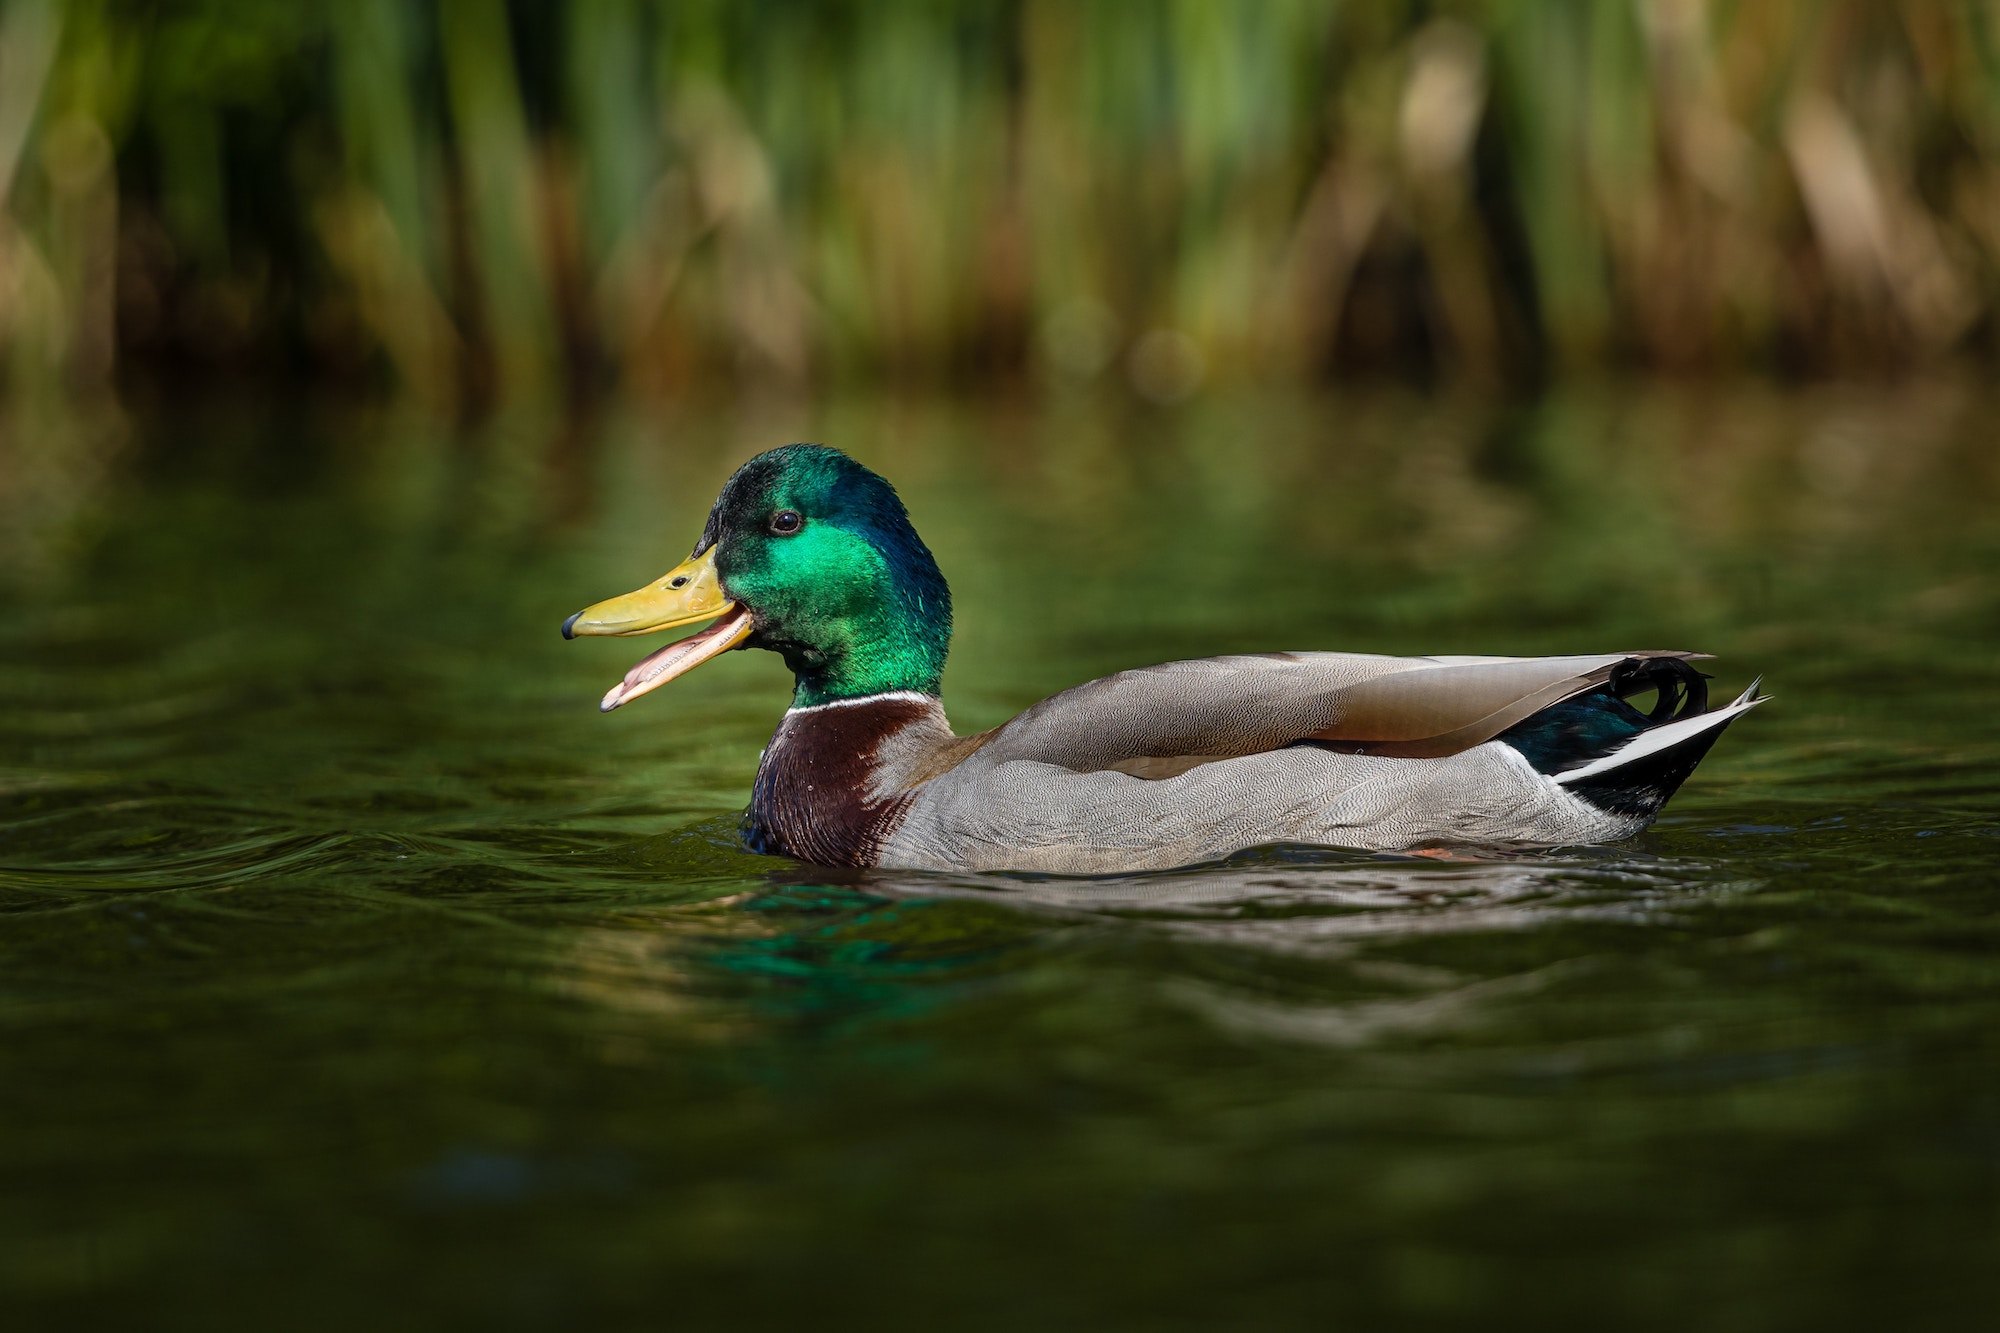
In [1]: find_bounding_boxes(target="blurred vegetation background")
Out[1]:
[1,0,1999,413]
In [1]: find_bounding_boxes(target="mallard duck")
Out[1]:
[563,445,1763,874]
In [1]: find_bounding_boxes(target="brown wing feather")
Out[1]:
[976,650,1704,775]
[1305,655,1703,757]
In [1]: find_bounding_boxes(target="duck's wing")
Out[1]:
[974,650,1707,775]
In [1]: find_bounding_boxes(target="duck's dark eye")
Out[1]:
[768,509,804,536]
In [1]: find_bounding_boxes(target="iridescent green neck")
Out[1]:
[787,596,948,709]
[740,525,950,709]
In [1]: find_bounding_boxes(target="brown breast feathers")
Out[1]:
[745,695,958,867]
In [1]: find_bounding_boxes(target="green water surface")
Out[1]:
[3,385,1997,1329]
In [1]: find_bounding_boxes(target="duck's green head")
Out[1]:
[564,444,952,712]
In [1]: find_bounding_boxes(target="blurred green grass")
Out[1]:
[3,1,2000,406]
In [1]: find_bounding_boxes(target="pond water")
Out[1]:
[2,383,1997,1328]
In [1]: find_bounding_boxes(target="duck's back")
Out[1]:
[971,650,1700,770]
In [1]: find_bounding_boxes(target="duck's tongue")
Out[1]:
[600,605,756,712]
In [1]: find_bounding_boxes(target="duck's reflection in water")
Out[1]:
[842,843,1723,953]
[732,842,1745,1048]
[828,846,1730,1048]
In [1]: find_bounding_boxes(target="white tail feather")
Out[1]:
[1553,686,1767,785]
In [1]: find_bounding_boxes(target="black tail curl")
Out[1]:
[1609,656,1709,725]
[1499,655,1714,781]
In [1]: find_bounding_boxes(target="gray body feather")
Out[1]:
[879,739,1642,874]
[758,650,1760,874]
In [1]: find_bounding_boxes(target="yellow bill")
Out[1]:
[562,548,755,711]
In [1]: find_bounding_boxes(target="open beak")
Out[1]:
[562,548,754,712]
